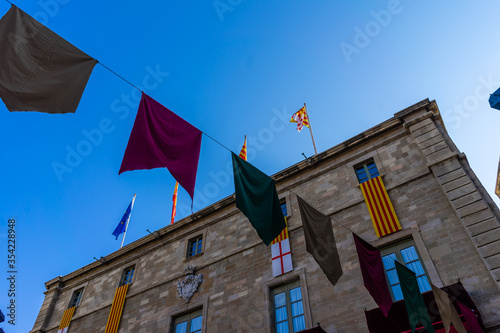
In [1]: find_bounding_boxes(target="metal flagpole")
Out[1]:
[304,103,318,155]
[120,193,136,249]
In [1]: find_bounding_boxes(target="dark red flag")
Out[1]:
[119,93,202,201]
[353,233,393,317]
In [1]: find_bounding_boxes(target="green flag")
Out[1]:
[395,261,435,333]
[232,152,286,245]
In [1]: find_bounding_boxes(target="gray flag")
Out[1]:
[431,284,466,333]
[297,195,343,285]
[0,5,97,113]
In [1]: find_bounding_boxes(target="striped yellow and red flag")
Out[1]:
[104,284,129,333]
[270,218,289,245]
[360,176,402,237]
[171,181,179,224]
[57,306,76,333]
[239,135,247,161]
[290,106,310,132]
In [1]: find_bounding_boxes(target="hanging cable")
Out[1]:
[1,2,239,156]
[202,132,234,154]
[97,62,143,93]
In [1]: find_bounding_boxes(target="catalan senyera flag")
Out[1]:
[360,176,401,237]
[290,106,309,132]
[104,284,129,333]
[171,182,179,224]
[271,218,293,277]
[239,135,247,161]
[57,306,76,333]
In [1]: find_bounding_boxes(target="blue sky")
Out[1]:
[1,1,500,332]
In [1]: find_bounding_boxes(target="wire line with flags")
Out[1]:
[112,194,136,248]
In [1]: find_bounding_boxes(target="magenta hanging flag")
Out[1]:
[119,93,202,201]
[457,302,483,333]
[353,233,393,317]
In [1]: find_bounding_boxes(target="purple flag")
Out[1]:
[353,233,393,317]
[457,302,483,333]
[119,93,202,201]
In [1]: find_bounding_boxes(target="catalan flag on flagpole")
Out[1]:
[270,218,293,277]
[239,135,247,161]
[359,176,401,237]
[57,307,76,333]
[290,106,309,132]
[104,284,129,333]
[171,182,179,224]
[291,104,317,155]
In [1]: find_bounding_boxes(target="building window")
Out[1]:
[69,288,84,308]
[280,198,288,217]
[119,265,135,286]
[173,309,203,333]
[355,160,380,183]
[187,235,203,258]
[272,280,306,333]
[381,240,431,301]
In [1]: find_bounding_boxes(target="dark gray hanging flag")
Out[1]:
[296,195,343,285]
[0,5,97,113]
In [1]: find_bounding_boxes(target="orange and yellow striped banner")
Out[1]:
[171,181,179,224]
[57,306,76,333]
[271,217,288,245]
[360,176,401,237]
[239,135,247,161]
[104,284,129,333]
[496,159,500,199]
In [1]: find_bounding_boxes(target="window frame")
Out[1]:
[280,198,288,218]
[346,152,386,187]
[68,287,85,308]
[380,238,432,301]
[169,299,208,333]
[354,159,380,184]
[271,280,306,333]
[187,235,203,258]
[279,192,292,218]
[119,265,136,287]
[173,308,203,333]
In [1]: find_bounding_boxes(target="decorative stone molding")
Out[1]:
[176,266,203,303]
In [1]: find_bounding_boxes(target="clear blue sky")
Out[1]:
[1,1,500,332]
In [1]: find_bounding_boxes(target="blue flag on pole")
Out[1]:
[113,194,136,240]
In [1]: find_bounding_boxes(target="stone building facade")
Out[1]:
[30,99,500,332]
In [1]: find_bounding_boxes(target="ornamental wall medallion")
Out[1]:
[177,265,203,303]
